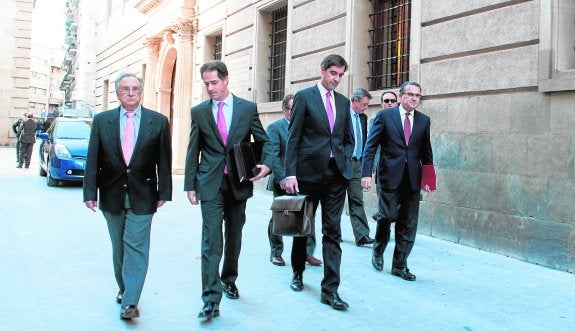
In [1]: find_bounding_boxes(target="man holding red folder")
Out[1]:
[360,81,434,281]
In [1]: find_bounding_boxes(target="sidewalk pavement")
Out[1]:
[0,146,573,330]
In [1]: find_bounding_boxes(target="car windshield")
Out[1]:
[54,120,92,139]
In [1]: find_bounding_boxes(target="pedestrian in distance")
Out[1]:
[266,94,321,267]
[361,81,433,281]
[83,72,172,320]
[284,54,354,310]
[184,60,273,322]
[12,112,27,164]
[17,113,37,169]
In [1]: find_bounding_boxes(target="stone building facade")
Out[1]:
[91,0,575,272]
[0,0,33,146]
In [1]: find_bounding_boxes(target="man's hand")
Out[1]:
[187,191,199,205]
[284,177,299,194]
[249,165,271,182]
[85,200,98,212]
[361,177,372,190]
[279,179,287,190]
[157,200,166,208]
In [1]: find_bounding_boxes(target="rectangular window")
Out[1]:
[368,0,411,90]
[268,6,287,102]
[213,34,222,60]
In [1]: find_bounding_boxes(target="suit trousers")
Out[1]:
[374,167,420,269]
[292,159,346,293]
[102,194,153,306]
[18,142,34,167]
[268,184,316,258]
[200,174,247,304]
[346,159,371,242]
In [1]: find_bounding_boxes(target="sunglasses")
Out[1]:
[382,99,397,103]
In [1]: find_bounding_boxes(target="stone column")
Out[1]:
[142,37,161,110]
[170,20,195,174]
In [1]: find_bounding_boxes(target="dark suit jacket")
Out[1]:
[184,94,272,201]
[83,106,172,214]
[361,106,433,191]
[285,85,354,182]
[265,117,289,192]
[19,119,37,144]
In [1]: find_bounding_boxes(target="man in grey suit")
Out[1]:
[361,81,433,281]
[346,88,375,246]
[83,72,172,320]
[266,94,320,267]
[284,54,354,310]
[16,113,37,169]
[184,60,272,322]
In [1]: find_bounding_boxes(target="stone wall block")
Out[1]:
[524,217,573,272]
[433,133,461,170]
[292,1,345,31]
[491,134,529,175]
[527,135,571,178]
[460,134,492,172]
[422,0,505,22]
[547,178,575,224]
[421,1,537,59]
[420,46,538,96]
[549,92,575,135]
[428,203,462,243]
[508,175,549,220]
[291,18,346,57]
[510,94,550,135]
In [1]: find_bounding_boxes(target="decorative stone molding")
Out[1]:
[163,29,175,45]
[143,37,162,56]
[171,20,196,41]
[135,0,163,15]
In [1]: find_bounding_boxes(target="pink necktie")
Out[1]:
[325,92,335,132]
[404,112,411,146]
[122,111,135,165]
[217,101,229,174]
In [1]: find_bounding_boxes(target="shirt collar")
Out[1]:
[213,93,233,108]
[317,83,331,98]
[120,105,142,117]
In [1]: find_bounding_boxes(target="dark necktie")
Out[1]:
[404,112,411,145]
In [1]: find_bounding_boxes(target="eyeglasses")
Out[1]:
[405,92,422,98]
[119,87,142,94]
[382,99,397,103]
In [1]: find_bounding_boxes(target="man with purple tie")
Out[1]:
[184,60,272,321]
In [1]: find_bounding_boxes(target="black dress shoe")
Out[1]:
[270,255,286,266]
[290,272,303,292]
[391,267,416,281]
[320,291,349,310]
[198,302,220,321]
[222,281,240,299]
[116,291,123,304]
[356,236,375,246]
[372,253,383,271]
[120,305,139,319]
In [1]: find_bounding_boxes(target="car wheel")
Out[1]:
[46,158,59,187]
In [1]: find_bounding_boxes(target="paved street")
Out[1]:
[0,146,574,330]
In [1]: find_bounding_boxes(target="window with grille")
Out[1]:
[213,34,222,60]
[368,0,411,90]
[268,6,287,102]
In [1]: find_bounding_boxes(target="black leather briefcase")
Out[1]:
[271,195,313,236]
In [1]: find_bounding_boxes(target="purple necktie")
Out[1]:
[217,101,229,174]
[404,112,411,146]
[325,92,335,132]
[122,111,135,165]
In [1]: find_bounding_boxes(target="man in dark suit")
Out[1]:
[361,81,433,281]
[16,113,37,168]
[284,54,354,310]
[266,94,320,267]
[83,72,172,320]
[184,60,272,322]
[346,88,375,246]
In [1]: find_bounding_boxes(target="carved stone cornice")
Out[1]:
[143,37,162,56]
[171,20,196,41]
[135,0,163,15]
[163,29,175,45]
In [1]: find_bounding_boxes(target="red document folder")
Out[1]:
[421,165,436,191]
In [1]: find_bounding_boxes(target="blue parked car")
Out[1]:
[38,117,92,186]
